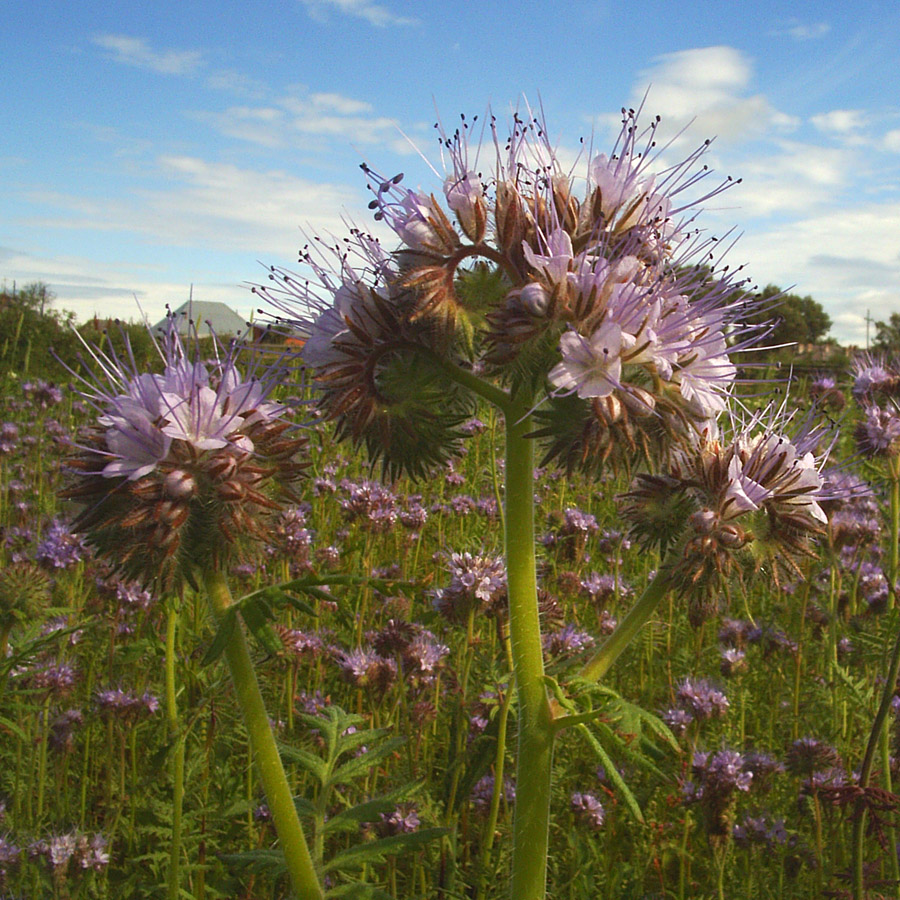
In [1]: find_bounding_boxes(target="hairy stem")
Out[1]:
[165,602,185,900]
[577,568,671,684]
[204,570,323,900]
[505,409,554,900]
[852,601,900,900]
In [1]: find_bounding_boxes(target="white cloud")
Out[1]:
[22,156,369,259]
[191,90,409,154]
[633,47,798,144]
[205,69,269,99]
[731,140,852,216]
[772,20,831,41]
[884,130,900,153]
[738,201,900,344]
[298,0,418,27]
[811,109,867,134]
[92,34,203,76]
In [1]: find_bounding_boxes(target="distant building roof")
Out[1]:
[153,301,251,338]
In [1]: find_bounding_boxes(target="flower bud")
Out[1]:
[520,283,551,316]
[164,469,196,500]
[691,509,717,534]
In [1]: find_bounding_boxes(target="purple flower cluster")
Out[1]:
[22,380,64,408]
[334,647,397,693]
[26,831,109,872]
[571,792,605,830]
[433,551,507,622]
[542,624,596,660]
[259,102,754,482]
[339,479,399,532]
[676,678,730,720]
[376,804,420,837]
[35,518,88,569]
[683,748,754,835]
[95,688,160,720]
[733,814,788,848]
[16,660,78,697]
[0,422,19,454]
[470,774,515,810]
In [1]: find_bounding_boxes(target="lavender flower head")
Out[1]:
[256,101,756,480]
[675,677,730,721]
[63,317,307,589]
[856,401,900,457]
[622,402,834,596]
[434,550,507,621]
[571,792,605,830]
[851,353,897,398]
[35,519,89,570]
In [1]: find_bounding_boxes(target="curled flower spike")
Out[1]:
[256,100,759,480]
[63,316,307,591]
[621,402,834,601]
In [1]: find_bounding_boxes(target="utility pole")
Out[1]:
[865,308,873,351]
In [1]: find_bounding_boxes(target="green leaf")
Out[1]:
[324,784,421,835]
[0,715,27,741]
[218,848,285,877]
[329,736,406,788]
[201,609,236,666]
[277,741,328,784]
[280,592,319,617]
[324,827,448,873]
[240,598,283,656]
[577,723,645,824]
[326,882,393,899]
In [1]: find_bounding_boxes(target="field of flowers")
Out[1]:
[0,358,898,900]
[4,101,900,900]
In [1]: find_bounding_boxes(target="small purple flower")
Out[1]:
[25,661,78,696]
[543,624,596,659]
[334,647,397,692]
[434,551,507,621]
[470,774,515,809]
[786,738,840,776]
[676,678,729,721]
[460,417,487,436]
[35,519,88,569]
[95,687,160,721]
[662,708,694,736]
[720,647,747,677]
[377,804,420,836]
[580,572,618,604]
[571,792,605,830]
[0,835,21,869]
[851,354,896,397]
[856,402,900,457]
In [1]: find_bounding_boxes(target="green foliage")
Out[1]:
[0,281,80,381]
[1,353,896,899]
[225,705,445,893]
[874,311,900,353]
[746,283,832,348]
[356,346,476,480]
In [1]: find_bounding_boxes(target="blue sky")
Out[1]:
[3,0,900,344]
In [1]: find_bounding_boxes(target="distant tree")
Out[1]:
[873,312,900,353]
[0,281,80,381]
[747,284,832,348]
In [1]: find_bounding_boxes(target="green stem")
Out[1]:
[852,604,900,900]
[204,570,324,900]
[476,680,513,900]
[166,603,185,900]
[890,457,900,604]
[432,354,513,414]
[577,568,671,684]
[504,409,554,900]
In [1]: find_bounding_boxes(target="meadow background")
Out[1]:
[1,281,898,899]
